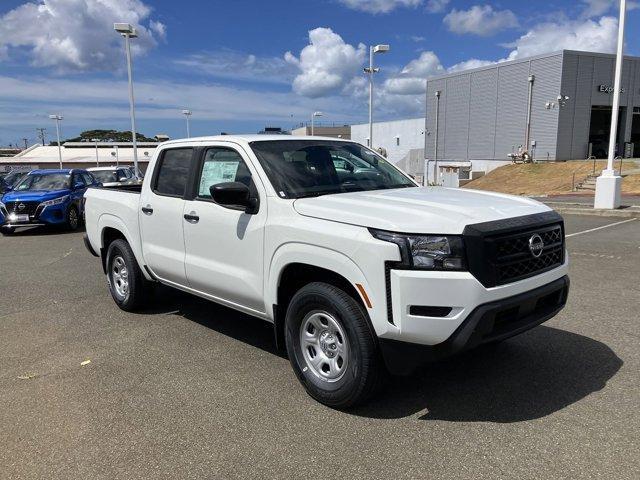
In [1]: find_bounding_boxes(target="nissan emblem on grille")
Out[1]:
[528,234,544,258]
[18,203,25,211]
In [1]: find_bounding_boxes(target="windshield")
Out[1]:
[91,170,119,183]
[249,140,416,198]
[15,173,70,191]
[3,171,26,186]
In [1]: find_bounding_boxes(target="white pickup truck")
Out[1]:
[84,135,569,408]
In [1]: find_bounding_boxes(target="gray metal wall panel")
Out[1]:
[591,56,614,106]
[570,55,594,159]
[529,55,562,160]
[425,78,446,159]
[634,59,640,107]
[557,52,578,160]
[468,69,498,159]
[443,74,471,159]
[494,62,531,159]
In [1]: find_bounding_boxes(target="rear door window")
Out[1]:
[154,148,193,197]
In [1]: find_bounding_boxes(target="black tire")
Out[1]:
[66,204,80,231]
[1,226,15,236]
[106,239,150,311]
[285,282,383,409]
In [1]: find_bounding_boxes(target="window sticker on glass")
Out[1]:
[199,161,240,196]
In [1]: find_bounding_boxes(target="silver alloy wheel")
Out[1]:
[111,255,129,300]
[68,207,78,228]
[300,310,349,382]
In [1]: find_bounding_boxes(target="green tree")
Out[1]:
[55,129,156,144]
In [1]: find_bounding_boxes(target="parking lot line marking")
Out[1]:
[566,218,637,238]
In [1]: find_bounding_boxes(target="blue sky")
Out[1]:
[0,0,637,145]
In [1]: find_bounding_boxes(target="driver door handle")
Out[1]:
[184,212,199,223]
[141,205,153,215]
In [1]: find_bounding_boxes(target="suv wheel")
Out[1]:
[1,226,15,236]
[285,282,383,409]
[106,239,150,311]
[66,205,80,231]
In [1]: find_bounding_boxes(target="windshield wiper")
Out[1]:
[295,189,341,199]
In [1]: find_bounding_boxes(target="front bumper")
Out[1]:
[1,204,67,228]
[379,275,570,375]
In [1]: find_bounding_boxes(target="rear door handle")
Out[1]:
[141,205,153,215]
[183,212,199,223]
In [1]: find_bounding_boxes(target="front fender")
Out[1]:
[266,242,389,336]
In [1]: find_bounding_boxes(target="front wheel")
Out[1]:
[66,205,80,231]
[1,226,15,236]
[285,282,383,409]
[106,239,151,311]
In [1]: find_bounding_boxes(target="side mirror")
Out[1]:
[73,181,84,190]
[210,182,259,214]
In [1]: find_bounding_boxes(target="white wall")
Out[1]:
[351,118,425,165]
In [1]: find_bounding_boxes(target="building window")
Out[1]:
[396,136,400,146]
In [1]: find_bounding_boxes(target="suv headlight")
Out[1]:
[0,201,6,215]
[39,195,69,207]
[370,229,467,271]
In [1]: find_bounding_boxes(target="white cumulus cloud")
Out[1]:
[0,0,165,71]
[425,0,449,13]
[444,5,519,36]
[384,51,444,95]
[337,0,422,14]
[285,27,366,98]
[504,16,618,60]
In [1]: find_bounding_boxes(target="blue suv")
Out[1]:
[0,169,99,235]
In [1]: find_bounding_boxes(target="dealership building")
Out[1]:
[425,50,640,176]
[353,50,640,185]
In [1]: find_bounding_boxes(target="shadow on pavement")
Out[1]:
[2,225,85,236]
[140,286,285,359]
[352,326,622,422]
[139,287,622,423]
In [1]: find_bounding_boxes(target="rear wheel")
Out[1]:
[285,282,383,409]
[106,239,150,311]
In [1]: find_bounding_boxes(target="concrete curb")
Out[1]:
[545,204,640,218]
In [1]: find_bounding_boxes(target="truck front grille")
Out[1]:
[463,211,565,288]
[493,225,564,284]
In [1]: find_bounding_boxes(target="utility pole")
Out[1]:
[22,138,28,150]
[36,128,47,146]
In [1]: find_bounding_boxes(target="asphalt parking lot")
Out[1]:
[0,214,638,479]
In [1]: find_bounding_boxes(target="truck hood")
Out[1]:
[2,189,71,203]
[293,187,551,234]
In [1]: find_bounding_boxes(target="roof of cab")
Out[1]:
[160,134,355,147]
[29,168,78,174]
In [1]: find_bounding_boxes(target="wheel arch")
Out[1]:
[268,244,374,350]
[98,215,148,279]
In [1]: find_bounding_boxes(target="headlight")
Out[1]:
[370,229,467,271]
[39,195,69,207]
[0,201,6,214]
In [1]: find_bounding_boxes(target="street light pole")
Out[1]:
[92,138,100,167]
[434,91,441,185]
[311,111,323,135]
[114,23,140,178]
[364,44,390,149]
[48,114,63,169]
[182,109,192,138]
[595,0,625,209]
